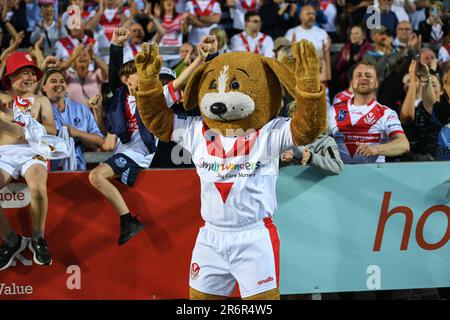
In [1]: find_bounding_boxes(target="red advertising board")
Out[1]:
[0,169,204,300]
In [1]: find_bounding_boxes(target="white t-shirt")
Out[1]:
[230,0,261,31]
[230,31,274,57]
[185,0,222,45]
[438,45,450,64]
[284,25,328,54]
[123,42,142,63]
[320,1,337,33]
[328,99,404,164]
[55,35,99,62]
[171,116,295,227]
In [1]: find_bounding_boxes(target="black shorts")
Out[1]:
[104,153,142,187]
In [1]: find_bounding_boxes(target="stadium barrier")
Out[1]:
[0,162,449,299]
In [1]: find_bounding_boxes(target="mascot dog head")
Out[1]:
[183,52,296,136]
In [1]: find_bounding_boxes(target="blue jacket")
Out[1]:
[105,86,158,154]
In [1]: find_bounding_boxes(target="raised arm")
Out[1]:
[171,37,213,90]
[149,15,166,44]
[86,0,104,31]
[135,43,174,141]
[421,63,439,114]
[109,28,129,92]
[290,41,328,146]
[400,60,418,124]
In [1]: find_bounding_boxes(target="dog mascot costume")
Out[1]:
[135,40,327,300]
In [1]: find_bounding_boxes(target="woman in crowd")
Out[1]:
[336,24,373,88]
[149,0,188,67]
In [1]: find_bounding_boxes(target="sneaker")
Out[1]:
[0,236,28,271]
[28,238,52,266]
[118,215,144,246]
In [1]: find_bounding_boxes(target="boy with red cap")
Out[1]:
[0,52,57,270]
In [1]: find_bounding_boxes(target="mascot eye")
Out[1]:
[209,80,217,90]
[230,80,240,90]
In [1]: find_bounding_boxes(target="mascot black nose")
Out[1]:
[210,103,227,115]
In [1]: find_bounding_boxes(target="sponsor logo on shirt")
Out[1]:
[191,263,200,280]
[198,159,261,173]
[337,110,348,122]
[363,112,376,125]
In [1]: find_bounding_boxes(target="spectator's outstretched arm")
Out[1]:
[320,38,332,82]
[0,31,25,78]
[172,36,214,91]
[88,95,108,135]
[422,63,439,114]
[1,19,18,40]
[67,126,104,149]
[355,134,410,157]
[149,15,166,44]
[88,44,109,80]
[32,35,45,68]
[58,44,85,71]
[86,0,104,31]
[400,60,418,124]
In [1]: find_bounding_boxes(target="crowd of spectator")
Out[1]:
[1,0,449,167]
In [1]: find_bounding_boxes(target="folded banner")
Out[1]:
[0,163,449,299]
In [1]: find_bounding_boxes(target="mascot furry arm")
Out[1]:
[135,41,326,146]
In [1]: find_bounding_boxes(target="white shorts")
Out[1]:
[189,218,280,298]
[0,144,48,180]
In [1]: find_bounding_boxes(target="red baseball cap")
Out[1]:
[1,52,43,90]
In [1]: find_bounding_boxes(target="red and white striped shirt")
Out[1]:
[328,98,404,164]
[332,89,353,106]
[160,14,184,47]
[230,31,274,58]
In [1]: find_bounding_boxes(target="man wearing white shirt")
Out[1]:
[230,12,274,57]
[284,5,329,54]
[185,0,222,45]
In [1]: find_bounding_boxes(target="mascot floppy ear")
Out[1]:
[260,57,297,99]
[183,63,208,111]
